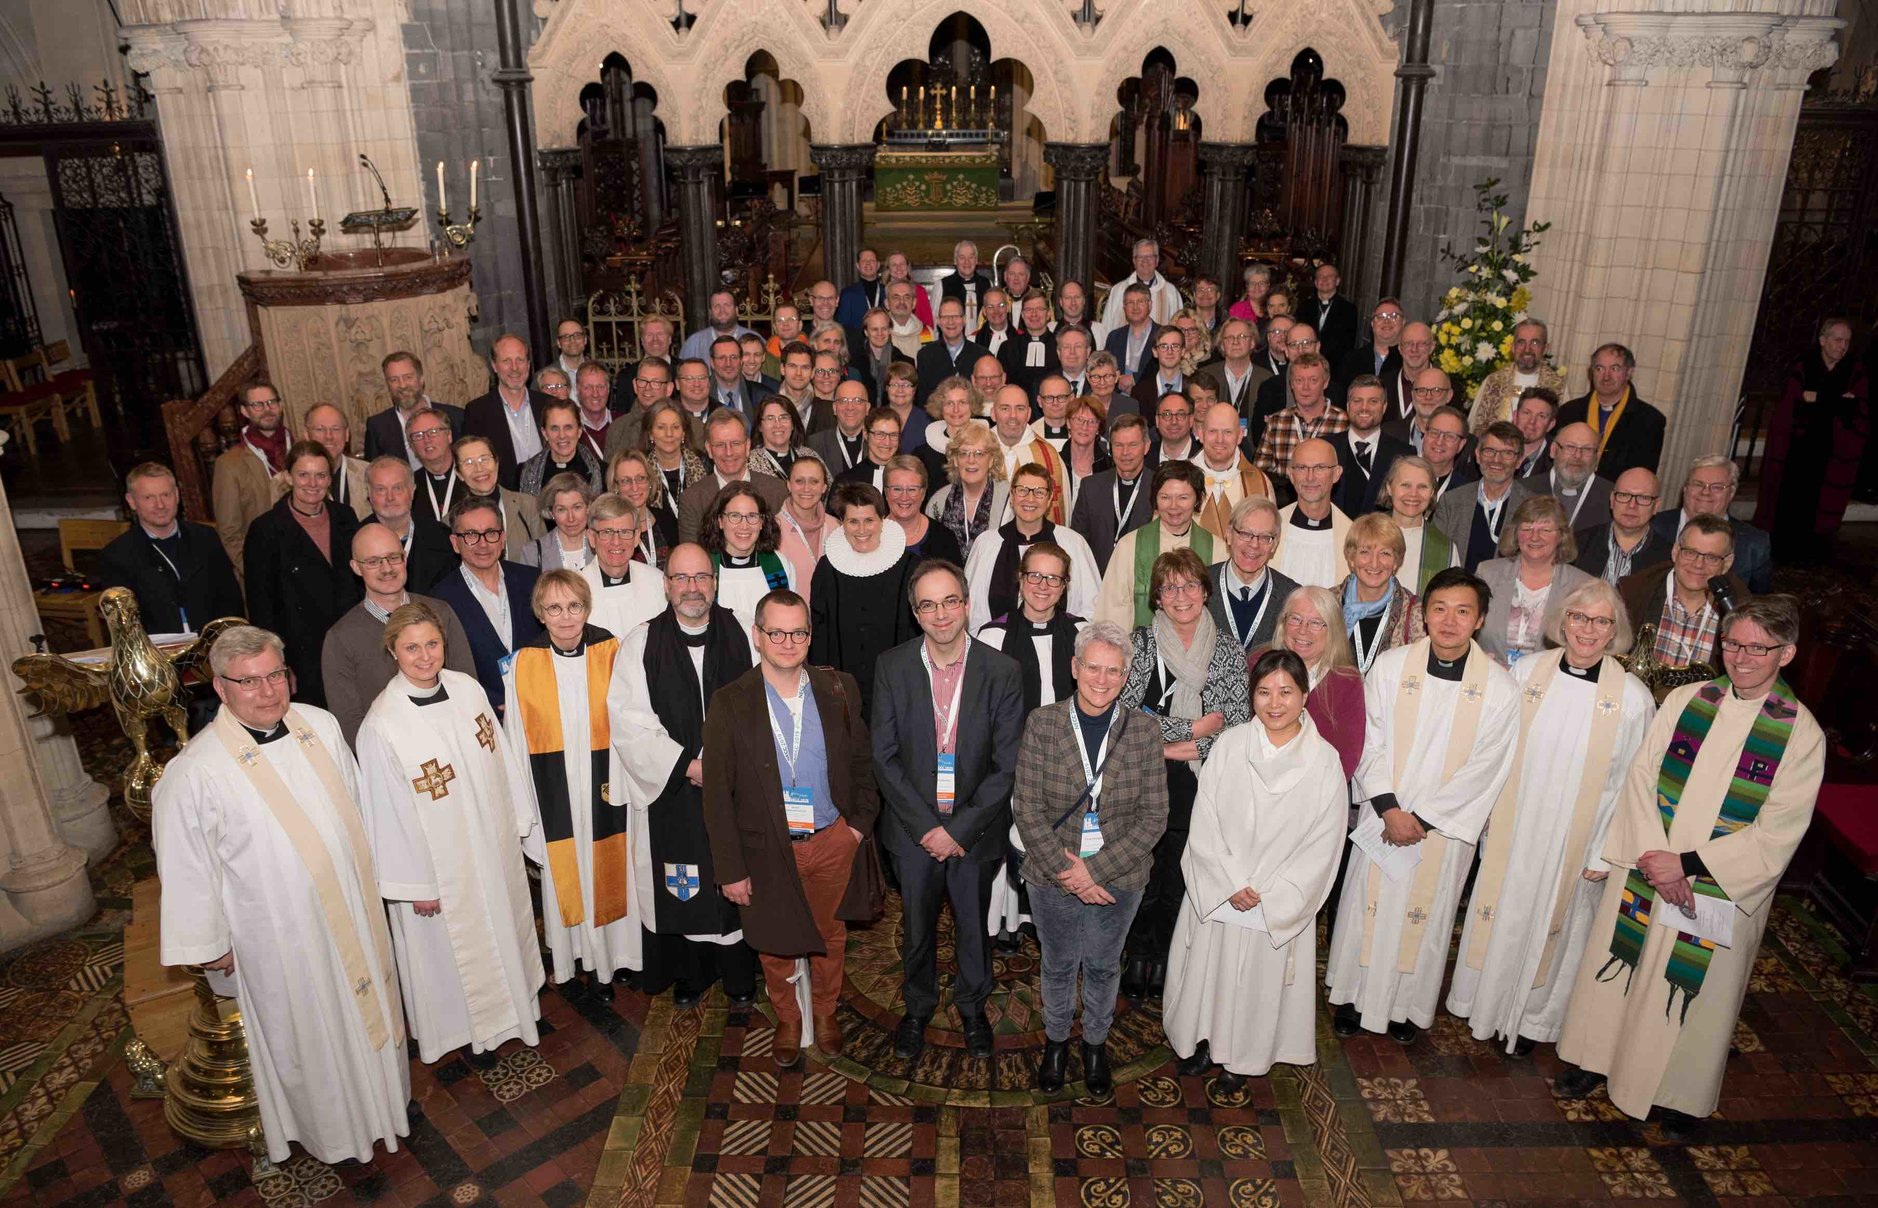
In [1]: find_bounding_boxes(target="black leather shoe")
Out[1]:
[1176,1041,1212,1078]
[557,977,588,1003]
[962,1014,994,1058]
[1081,1041,1112,1097]
[465,1046,501,1070]
[673,984,703,1008]
[1658,1108,1702,1143]
[1387,1019,1419,1045]
[1148,960,1167,996]
[893,1015,929,1062]
[1120,956,1149,1001]
[1511,1035,1536,1058]
[1332,1003,1361,1037]
[1214,1069,1247,1097]
[727,991,756,1008]
[1037,1039,1070,1092]
[1552,1065,1605,1099]
[587,976,614,1003]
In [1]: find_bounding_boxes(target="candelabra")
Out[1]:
[248,216,324,271]
[437,203,482,251]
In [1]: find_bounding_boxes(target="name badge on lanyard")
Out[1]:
[1071,706,1115,857]
[923,644,966,815]
[150,542,191,633]
[766,671,817,835]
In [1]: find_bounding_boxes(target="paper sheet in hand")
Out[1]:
[1205,901,1269,932]
[1650,891,1735,948]
[1350,809,1423,883]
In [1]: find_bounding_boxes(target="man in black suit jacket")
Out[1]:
[707,334,767,415]
[425,496,542,713]
[1298,263,1361,365]
[462,333,553,491]
[915,296,986,401]
[1335,297,1405,391]
[871,561,1024,1062]
[97,462,245,634]
[1067,413,1155,573]
[366,351,465,463]
[1333,376,1413,516]
[1554,343,1666,478]
[1644,454,1774,593]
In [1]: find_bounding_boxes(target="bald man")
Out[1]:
[1546,420,1614,533]
[1271,437,1352,589]
[303,403,372,520]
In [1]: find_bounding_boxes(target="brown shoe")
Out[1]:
[814,1013,844,1059]
[774,1018,803,1068]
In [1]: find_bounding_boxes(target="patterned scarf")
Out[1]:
[1599,676,1798,1021]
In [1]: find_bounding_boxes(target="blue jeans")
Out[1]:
[1028,884,1144,1044]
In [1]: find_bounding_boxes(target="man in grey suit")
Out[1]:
[1204,496,1300,657]
[805,379,872,476]
[1432,421,1538,571]
[676,409,789,543]
[871,560,1024,1064]
[1646,454,1773,593]
[1067,413,1155,574]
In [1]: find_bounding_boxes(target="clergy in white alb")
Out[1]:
[356,603,545,1063]
[583,494,667,637]
[1444,583,1655,1053]
[962,467,1101,633]
[1326,571,1518,1040]
[1555,598,1824,1122]
[153,626,409,1165]
[503,569,642,997]
[1164,650,1348,1081]
[607,542,760,1002]
[1271,441,1353,590]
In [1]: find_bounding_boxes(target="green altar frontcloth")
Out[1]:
[875,149,999,211]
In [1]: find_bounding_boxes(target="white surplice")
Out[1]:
[502,648,642,983]
[581,562,665,640]
[153,705,410,1164]
[357,670,546,1062]
[1164,714,1348,1075]
[1445,660,1654,1049]
[716,560,796,649]
[1324,643,1519,1032]
[962,524,1102,633]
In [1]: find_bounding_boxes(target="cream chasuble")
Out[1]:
[357,669,546,1062]
[1325,639,1518,1033]
[1556,681,1824,1119]
[153,704,409,1165]
[1445,653,1654,1050]
[1164,715,1348,1075]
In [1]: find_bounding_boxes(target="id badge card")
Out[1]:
[936,753,957,815]
[784,786,817,836]
[1080,810,1104,857]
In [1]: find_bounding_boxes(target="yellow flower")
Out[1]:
[1460,317,1474,330]
[1491,320,1504,332]
[1500,336,1514,357]
[1510,287,1532,310]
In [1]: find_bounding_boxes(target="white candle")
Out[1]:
[437,160,446,213]
[306,168,318,219]
[469,159,478,211]
[245,168,259,221]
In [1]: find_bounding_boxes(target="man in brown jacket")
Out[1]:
[702,588,878,1068]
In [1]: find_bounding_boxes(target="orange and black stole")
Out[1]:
[513,625,627,928]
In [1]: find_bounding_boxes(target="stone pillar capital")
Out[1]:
[537,147,584,181]
[1572,11,1836,87]
[1197,141,1260,174]
[664,144,723,180]
[1044,141,1109,182]
[808,143,877,175]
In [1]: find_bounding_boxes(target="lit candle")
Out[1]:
[901,86,907,110]
[917,85,925,114]
[306,168,318,219]
[437,160,446,213]
[245,168,259,221]
[989,85,997,112]
[969,84,976,114]
[469,159,478,211]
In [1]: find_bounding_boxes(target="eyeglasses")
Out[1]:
[1687,479,1732,496]
[1477,446,1521,462]
[886,484,923,497]
[1675,545,1728,567]
[454,527,505,545]
[1423,430,1465,445]
[1230,528,1278,546]
[542,382,570,394]
[635,376,669,387]
[557,330,586,341]
[459,454,496,469]
[1411,387,1450,399]
[666,571,717,587]
[721,511,763,526]
[1565,610,1617,630]
[540,601,588,618]
[812,367,843,377]
[1158,409,1192,420]
[1611,491,1659,505]
[1011,485,1052,500]
[913,595,966,616]
[356,553,406,570]
[614,473,650,488]
[1372,311,1403,322]
[1554,442,1598,456]
[1021,571,1066,588]
[757,624,811,644]
[410,426,450,441]
[591,527,637,543]
[220,668,290,690]
[1720,638,1786,657]
[1038,392,1071,403]
[1089,370,1118,382]
[955,449,989,462]
[1155,341,1185,352]
[1159,581,1205,597]
[242,398,283,410]
[1290,463,1336,476]
[1517,524,1558,537]
[677,373,710,383]
[1283,614,1328,632]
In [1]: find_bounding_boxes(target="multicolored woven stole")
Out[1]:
[710,549,791,591]
[1598,675,1797,1020]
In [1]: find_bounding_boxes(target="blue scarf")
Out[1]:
[1341,573,1394,630]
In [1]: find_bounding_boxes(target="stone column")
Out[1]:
[1197,142,1258,292]
[810,144,876,289]
[665,145,723,325]
[1338,145,1389,300]
[538,148,585,320]
[1044,142,1109,290]
[0,479,95,952]
[1525,5,1841,477]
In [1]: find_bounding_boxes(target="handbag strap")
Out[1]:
[1051,711,1129,832]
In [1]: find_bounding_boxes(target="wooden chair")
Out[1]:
[59,518,129,574]
[34,519,130,647]
[41,340,101,431]
[0,347,67,455]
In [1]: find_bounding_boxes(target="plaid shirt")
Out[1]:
[1652,572,1719,666]
[1254,403,1350,479]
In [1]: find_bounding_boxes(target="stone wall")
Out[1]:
[402,0,564,368]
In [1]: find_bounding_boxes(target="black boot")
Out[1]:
[1148,960,1167,997]
[1176,1040,1212,1078]
[1331,1003,1360,1037]
[1387,1019,1419,1045]
[1038,1040,1070,1092]
[1121,956,1149,1000]
[1082,1041,1113,1098]
[1553,1065,1605,1099]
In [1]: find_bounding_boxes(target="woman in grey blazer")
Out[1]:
[519,472,595,571]
[923,422,1011,562]
[1474,495,1595,667]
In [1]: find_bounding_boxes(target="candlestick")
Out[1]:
[245,168,259,222]
[436,160,446,213]
[248,216,325,271]
[469,159,478,210]
[306,168,319,220]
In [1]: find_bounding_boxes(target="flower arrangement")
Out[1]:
[1433,179,1551,398]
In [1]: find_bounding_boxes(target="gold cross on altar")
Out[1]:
[411,758,456,801]
[475,713,496,751]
